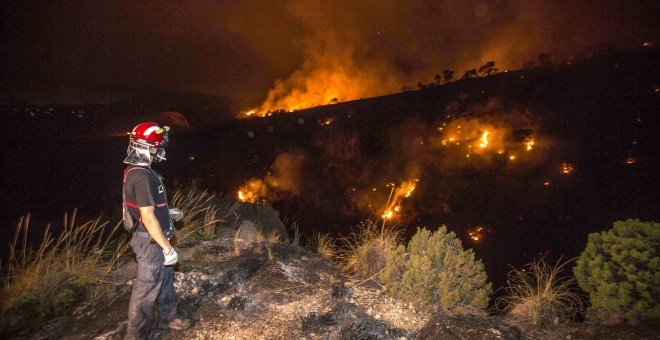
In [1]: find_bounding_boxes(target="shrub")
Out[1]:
[573,219,660,324]
[337,219,402,279]
[380,226,491,315]
[497,257,585,328]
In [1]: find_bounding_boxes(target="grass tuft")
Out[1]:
[336,219,402,279]
[0,210,129,315]
[311,232,337,261]
[284,218,302,246]
[257,229,281,261]
[496,257,585,329]
[170,188,240,243]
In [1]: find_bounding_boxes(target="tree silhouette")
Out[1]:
[478,61,498,76]
[434,74,442,85]
[461,69,478,79]
[443,69,454,83]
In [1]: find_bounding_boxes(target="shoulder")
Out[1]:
[124,166,151,182]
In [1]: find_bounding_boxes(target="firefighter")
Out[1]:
[122,122,191,339]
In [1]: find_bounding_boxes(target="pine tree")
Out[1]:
[380,226,491,315]
[574,219,660,324]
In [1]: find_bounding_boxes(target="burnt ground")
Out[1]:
[7,237,660,340]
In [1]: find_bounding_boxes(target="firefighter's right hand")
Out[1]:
[169,208,183,221]
[163,246,178,266]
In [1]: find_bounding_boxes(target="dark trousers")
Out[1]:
[125,235,177,340]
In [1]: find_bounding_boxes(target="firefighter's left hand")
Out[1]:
[169,208,183,221]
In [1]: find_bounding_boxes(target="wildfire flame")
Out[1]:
[235,151,305,204]
[237,178,269,204]
[381,179,419,220]
[561,162,574,174]
[479,131,490,148]
[469,226,486,241]
[434,117,537,165]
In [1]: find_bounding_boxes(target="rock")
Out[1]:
[237,220,258,241]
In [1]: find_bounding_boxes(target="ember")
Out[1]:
[468,226,486,241]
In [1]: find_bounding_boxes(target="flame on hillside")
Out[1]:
[237,98,549,226]
[468,226,487,241]
[237,179,269,204]
[236,151,304,204]
[432,116,538,167]
[381,179,419,221]
[237,46,403,118]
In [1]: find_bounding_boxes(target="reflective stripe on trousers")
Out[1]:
[125,235,177,340]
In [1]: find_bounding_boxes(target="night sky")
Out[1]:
[1,1,657,110]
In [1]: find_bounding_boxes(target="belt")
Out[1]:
[134,231,151,239]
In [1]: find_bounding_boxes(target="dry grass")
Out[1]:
[496,257,585,329]
[257,229,281,243]
[0,210,129,312]
[284,218,302,246]
[311,232,338,261]
[170,188,240,243]
[233,228,241,256]
[336,219,402,279]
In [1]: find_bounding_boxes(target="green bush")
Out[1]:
[573,219,660,324]
[380,226,492,315]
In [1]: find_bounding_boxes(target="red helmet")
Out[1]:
[130,122,169,147]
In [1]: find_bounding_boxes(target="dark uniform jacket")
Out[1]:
[123,165,172,235]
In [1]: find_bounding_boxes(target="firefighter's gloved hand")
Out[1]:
[169,208,183,221]
[163,246,178,266]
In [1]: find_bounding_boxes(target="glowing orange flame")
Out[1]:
[479,130,490,148]
[435,118,537,163]
[381,179,418,220]
[561,162,574,174]
[236,178,269,204]
[237,190,253,202]
[469,226,486,241]
[626,157,637,165]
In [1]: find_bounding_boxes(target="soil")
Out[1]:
[5,238,659,340]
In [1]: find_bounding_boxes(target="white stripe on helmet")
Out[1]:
[143,126,160,136]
